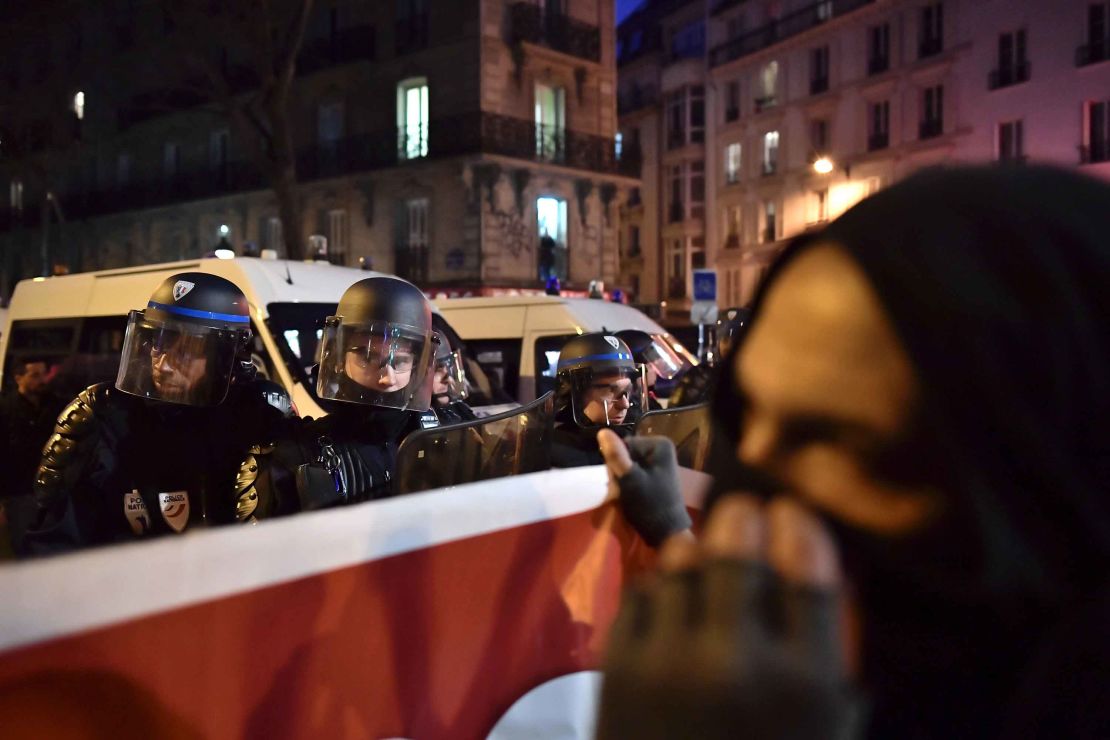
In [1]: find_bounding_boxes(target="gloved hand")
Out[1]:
[598,430,692,547]
[595,495,861,740]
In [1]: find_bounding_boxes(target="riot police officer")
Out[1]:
[234,276,439,521]
[430,330,477,426]
[551,333,646,468]
[25,273,292,556]
[614,329,689,411]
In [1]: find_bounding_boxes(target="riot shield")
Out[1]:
[395,392,556,494]
[634,403,712,471]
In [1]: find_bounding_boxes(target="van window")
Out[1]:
[534,334,576,398]
[467,339,522,402]
[3,319,79,396]
[267,302,336,394]
[431,315,511,406]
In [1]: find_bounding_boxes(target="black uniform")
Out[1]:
[234,276,440,522]
[434,400,477,426]
[0,388,66,556]
[25,379,290,554]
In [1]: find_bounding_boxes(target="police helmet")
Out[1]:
[556,333,646,429]
[431,330,469,405]
[115,272,252,406]
[615,329,690,385]
[316,277,436,411]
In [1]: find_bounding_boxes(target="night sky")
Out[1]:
[617,0,645,23]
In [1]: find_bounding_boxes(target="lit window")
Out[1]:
[762,131,779,175]
[615,131,623,160]
[397,78,429,159]
[725,142,742,183]
[327,209,348,257]
[535,83,566,161]
[73,91,85,120]
[265,217,283,251]
[537,196,568,282]
[10,179,23,211]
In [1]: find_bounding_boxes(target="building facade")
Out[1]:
[619,0,1110,314]
[0,0,638,300]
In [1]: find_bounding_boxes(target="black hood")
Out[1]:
[704,165,1110,735]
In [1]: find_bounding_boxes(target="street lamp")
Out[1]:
[813,156,834,174]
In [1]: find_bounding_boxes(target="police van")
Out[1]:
[0,258,502,418]
[432,295,695,403]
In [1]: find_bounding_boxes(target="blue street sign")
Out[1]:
[693,269,717,302]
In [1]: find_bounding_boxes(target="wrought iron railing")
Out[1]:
[868,132,889,151]
[1077,38,1110,66]
[1080,142,1110,164]
[988,61,1031,89]
[710,0,874,67]
[509,2,600,62]
[919,118,943,140]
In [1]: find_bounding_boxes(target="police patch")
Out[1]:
[158,491,190,533]
[123,489,151,536]
[604,336,620,349]
[172,280,195,301]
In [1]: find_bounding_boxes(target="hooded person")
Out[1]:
[430,330,477,426]
[550,333,647,468]
[234,276,440,520]
[596,165,1110,739]
[24,273,293,556]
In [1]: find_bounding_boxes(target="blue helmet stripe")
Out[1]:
[147,300,250,324]
[557,351,632,369]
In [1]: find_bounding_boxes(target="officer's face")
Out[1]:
[150,334,208,398]
[432,363,450,400]
[345,336,415,393]
[583,372,633,426]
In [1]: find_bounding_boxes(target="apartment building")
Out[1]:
[619,0,1110,313]
[0,0,638,299]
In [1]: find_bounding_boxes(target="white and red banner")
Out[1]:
[0,467,707,739]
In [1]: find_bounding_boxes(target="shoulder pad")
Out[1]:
[52,383,112,437]
[35,384,115,501]
[235,451,262,522]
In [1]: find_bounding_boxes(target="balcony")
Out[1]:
[868,132,889,151]
[298,25,377,74]
[754,95,777,113]
[919,36,943,59]
[668,202,685,223]
[867,55,889,75]
[1080,141,1110,164]
[1076,38,1110,66]
[710,0,874,67]
[395,244,429,284]
[810,76,829,95]
[509,2,600,62]
[988,61,1031,90]
[919,118,943,140]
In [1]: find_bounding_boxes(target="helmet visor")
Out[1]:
[570,366,647,429]
[431,331,470,404]
[641,334,690,381]
[317,319,434,410]
[115,310,243,406]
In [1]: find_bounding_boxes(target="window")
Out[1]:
[690,86,705,143]
[666,239,686,298]
[318,101,345,146]
[811,119,829,152]
[724,204,742,248]
[534,83,566,161]
[998,120,1025,162]
[10,179,23,211]
[210,129,230,172]
[762,201,777,242]
[869,101,890,150]
[398,77,430,159]
[816,0,833,21]
[810,46,830,95]
[690,160,705,219]
[920,3,944,58]
[725,81,740,122]
[534,334,578,397]
[265,217,283,252]
[398,197,430,282]
[670,20,705,61]
[615,131,623,161]
[725,143,742,184]
[666,89,686,148]
[668,164,684,223]
[920,85,944,139]
[72,91,85,120]
[1080,3,1110,66]
[1084,100,1110,163]
[163,142,180,178]
[116,153,131,187]
[762,131,779,175]
[628,225,641,257]
[537,196,568,282]
[756,61,778,111]
[992,30,1029,88]
[396,0,429,54]
[868,23,890,74]
[809,189,829,224]
[327,209,349,260]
